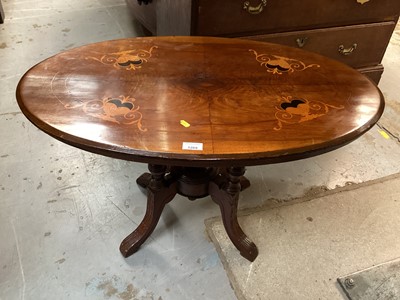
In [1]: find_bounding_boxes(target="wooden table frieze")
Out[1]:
[16,36,384,262]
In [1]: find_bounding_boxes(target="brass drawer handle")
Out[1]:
[243,0,267,14]
[356,0,370,4]
[338,43,357,56]
[296,37,308,48]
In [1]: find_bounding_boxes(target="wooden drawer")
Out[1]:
[126,0,156,34]
[195,0,400,36]
[243,22,396,68]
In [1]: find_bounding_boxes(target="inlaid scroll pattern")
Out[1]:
[274,96,344,130]
[87,46,157,71]
[249,49,320,74]
[61,95,146,131]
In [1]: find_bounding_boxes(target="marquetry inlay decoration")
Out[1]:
[249,49,320,74]
[274,96,344,130]
[87,46,157,71]
[61,95,146,130]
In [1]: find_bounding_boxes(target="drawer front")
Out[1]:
[126,0,156,34]
[243,22,396,68]
[195,0,400,36]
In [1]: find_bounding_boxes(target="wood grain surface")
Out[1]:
[16,36,384,166]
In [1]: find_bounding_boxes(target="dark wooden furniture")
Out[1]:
[0,0,5,24]
[126,0,400,84]
[16,36,384,261]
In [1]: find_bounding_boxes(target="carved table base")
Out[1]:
[120,164,258,262]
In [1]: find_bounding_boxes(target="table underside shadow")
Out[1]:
[119,164,258,262]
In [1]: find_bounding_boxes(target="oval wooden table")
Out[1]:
[16,36,384,262]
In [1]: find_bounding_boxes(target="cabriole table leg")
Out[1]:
[209,166,259,262]
[120,164,177,257]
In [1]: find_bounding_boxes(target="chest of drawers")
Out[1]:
[127,0,400,83]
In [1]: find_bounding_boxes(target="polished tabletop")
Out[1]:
[16,36,384,166]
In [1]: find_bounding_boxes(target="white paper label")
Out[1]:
[182,142,203,151]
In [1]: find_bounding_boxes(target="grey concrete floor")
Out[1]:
[0,1,399,299]
[208,174,400,300]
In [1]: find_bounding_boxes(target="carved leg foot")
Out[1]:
[209,167,258,262]
[120,165,177,258]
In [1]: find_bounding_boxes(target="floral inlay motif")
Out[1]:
[62,95,146,131]
[87,46,157,71]
[249,49,320,74]
[274,96,344,130]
